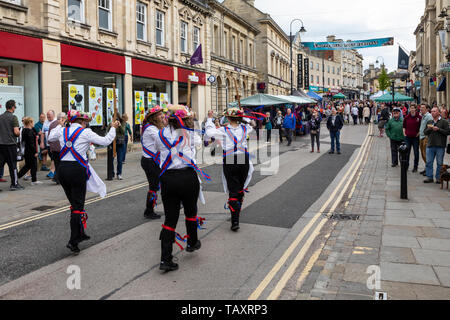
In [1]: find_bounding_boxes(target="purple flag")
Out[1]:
[190,44,203,66]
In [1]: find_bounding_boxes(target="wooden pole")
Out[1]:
[233,78,241,109]
[187,78,192,109]
[112,83,118,158]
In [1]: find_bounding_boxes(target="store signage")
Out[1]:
[297,54,303,89]
[160,93,169,108]
[309,85,319,91]
[304,58,310,90]
[106,88,119,124]
[0,67,8,86]
[68,84,84,111]
[0,85,24,120]
[208,75,216,84]
[439,62,450,72]
[88,86,103,126]
[134,91,145,125]
[148,92,157,108]
[188,72,199,83]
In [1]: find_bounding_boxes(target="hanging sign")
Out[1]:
[134,91,145,125]
[304,58,310,90]
[106,88,119,125]
[302,37,394,51]
[297,54,303,89]
[68,84,84,111]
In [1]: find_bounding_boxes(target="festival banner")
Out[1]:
[106,88,119,125]
[302,37,394,51]
[134,91,145,125]
[68,84,85,111]
[304,58,310,90]
[398,46,409,70]
[88,86,103,126]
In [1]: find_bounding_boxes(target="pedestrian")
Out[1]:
[403,104,422,172]
[122,113,133,164]
[141,106,165,220]
[344,102,351,124]
[155,105,208,272]
[326,108,344,155]
[48,112,66,184]
[34,113,48,171]
[43,110,57,179]
[423,107,450,183]
[110,115,126,180]
[309,110,321,153]
[385,108,405,168]
[263,112,273,143]
[283,108,296,146]
[48,110,119,254]
[378,104,390,137]
[205,107,254,233]
[419,104,433,176]
[17,117,42,185]
[363,104,371,124]
[351,104,359,125]
[358,104,364,124]
[0,100,23,191]
[274,110,284,143]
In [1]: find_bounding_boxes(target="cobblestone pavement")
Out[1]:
[284,134,450,300]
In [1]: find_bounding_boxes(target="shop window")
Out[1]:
[98,0,112,31]
[68,0,85,23]
[61,67,123,135]
[156,10,165,46]
[0,59,40,123]
[136,2,147,41]
[180,21,187,53]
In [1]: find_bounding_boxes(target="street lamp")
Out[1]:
[290,19,306,95]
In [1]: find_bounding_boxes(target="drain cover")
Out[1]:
[330,213,360,221]
[32,205,56,212]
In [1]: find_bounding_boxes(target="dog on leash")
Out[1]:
[440,165,450,190]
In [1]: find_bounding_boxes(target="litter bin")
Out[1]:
[399,142,409,200]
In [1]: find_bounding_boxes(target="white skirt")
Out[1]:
[86,164,107,198]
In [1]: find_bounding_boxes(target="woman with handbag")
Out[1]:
[309,110,322,153]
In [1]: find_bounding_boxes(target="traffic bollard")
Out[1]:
[398,143,409,200]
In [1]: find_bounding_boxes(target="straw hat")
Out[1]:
[167,104,192,119]
[67,109,92,123]
[147,105,163,117]
[223,107,244,118]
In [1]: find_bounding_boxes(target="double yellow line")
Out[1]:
[0,182,149,231]
[249,124,374,300]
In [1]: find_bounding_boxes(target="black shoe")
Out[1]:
[329,151,335,154]
[144,211,161,220]
[412,168,418,173]
[420,170,426,175]
[159,260,179,272]
[391,164,398,168]
[66,242,80,255]
[337,151,341,155]
[80,234,91,242]
[10,184,25,191]
[423,178,434,183]
[231,222,240,232]
[436,180,441,184]
[186,240,202,253]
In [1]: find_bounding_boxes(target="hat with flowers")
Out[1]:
[67,109,92,123]
[223,107,245,118]
[167,105,192,119]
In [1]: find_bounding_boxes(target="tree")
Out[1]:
[378,67,391,92]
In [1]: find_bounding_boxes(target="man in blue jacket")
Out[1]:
[327,108,344,154]
[283,108,296,146]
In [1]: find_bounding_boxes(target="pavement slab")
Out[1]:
[380,262,440,286]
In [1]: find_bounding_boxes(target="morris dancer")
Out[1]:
[141,106,165,219]
[154,105,209,272]
[205,108,255,232]
[49,110,119,254]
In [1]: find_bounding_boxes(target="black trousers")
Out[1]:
[0,144,18,186]
[223,154,250,224]
[141,157,161,214]
[18,154,37,182]
[58,161,88,245]
[51,151,61,183]
[390,139,403,166]
[310,133,320,151]
[159,168,200,262]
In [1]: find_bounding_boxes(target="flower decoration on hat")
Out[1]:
[167,105,192,119]
[148,105,163,116]
[223,107,245,118]
[67,109,92,123]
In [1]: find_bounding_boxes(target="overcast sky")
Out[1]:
[219,0,425,72]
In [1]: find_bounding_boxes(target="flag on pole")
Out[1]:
[398,46,409,70]
[190,44,203,66]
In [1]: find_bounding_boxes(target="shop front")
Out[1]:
[60,44,125,134]
[177,68,206,119]
[131,58,173,140]
[0,31,43,122]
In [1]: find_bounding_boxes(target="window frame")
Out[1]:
[98,0,113,32]
[136,2,147,42]
[193,26,200,51]
[68,0,85,24]
[156,10,165,46]
[180,21,188,53]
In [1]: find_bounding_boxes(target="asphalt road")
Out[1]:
[0,128,362,289]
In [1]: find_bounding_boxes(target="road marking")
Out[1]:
[266,126,374,300]
[249,124,373,300]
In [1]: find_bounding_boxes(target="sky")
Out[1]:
[218,0,425,73]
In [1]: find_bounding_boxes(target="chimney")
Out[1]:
[326,35,336,42]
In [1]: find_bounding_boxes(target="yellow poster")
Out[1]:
[135,91,145,125]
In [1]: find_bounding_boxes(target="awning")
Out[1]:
[437,77,446,92]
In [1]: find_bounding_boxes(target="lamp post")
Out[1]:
[290,19,306,95]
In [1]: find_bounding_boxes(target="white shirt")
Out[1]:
[141,124,160,159]
[352,106,359,116]
[43,120,57,146]
[154,126,202,170]
[205,118,253,155]
[48,123,116,162]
